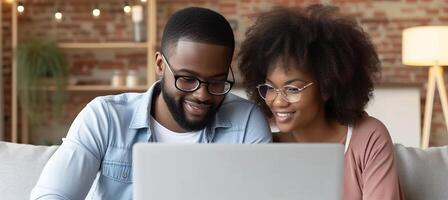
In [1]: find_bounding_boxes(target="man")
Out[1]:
[30,7,271,200]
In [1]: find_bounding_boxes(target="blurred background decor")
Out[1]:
[0,0,447,147]
[402,26,448,148]
[16,39,67,125]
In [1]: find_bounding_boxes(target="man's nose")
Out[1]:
[192,84,212,102]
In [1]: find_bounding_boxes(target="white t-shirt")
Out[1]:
[150,116,202,143]
[344,126,353,154]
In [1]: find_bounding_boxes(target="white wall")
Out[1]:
[366,85,421,147]
[232,85,421,147]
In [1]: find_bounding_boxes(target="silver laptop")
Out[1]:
[133,144,344,200]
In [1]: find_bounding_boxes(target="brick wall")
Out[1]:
[2,1,12,141]
[2,0,448,146]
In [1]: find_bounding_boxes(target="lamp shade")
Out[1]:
[402,26,448,66]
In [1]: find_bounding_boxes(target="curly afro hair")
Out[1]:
[238,4,380,125]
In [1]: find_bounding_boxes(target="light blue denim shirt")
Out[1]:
[30,81,272,200]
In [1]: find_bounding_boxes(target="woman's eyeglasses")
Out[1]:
[256,82,314,103]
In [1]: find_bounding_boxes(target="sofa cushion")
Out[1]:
[0,142,58,200]
[394,144,448,200]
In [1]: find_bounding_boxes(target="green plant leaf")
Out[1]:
[16,38,68,125]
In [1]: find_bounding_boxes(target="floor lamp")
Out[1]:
[402,26,448,149]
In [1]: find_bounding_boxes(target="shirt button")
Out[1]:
[122,173,128,178]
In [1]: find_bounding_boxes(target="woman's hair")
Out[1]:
[238,4,380,125]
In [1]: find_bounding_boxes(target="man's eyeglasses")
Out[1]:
[256,82,314,103]
[161,54,234,96]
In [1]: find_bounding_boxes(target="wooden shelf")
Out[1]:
[46,85,149,92]
[11,0,158,143]
[58,42,148,49]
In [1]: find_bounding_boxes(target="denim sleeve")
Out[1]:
[243,104,272,144]
[30,98,109,200]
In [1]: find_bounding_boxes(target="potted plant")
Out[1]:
[16,39,68,124]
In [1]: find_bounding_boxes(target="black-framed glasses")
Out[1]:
[161,54,234,95]
[256,82,314,103]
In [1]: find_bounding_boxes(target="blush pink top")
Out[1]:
[343,116,402,200]
[273,115,403,199]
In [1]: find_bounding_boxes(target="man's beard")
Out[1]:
[161,80,223,131]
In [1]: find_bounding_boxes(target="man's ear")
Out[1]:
[155,52,164,77]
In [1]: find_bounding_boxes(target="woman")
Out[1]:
[238,5,403,200]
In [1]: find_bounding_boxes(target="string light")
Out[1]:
[54,9,63,21]
[123,1,131,14]
[92,8,100,17]
[17,2,25,13]
[92,3,100,17]
[13,1,140,22]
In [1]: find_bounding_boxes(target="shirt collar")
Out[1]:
[128,81,160,129]
[212,103,231,128]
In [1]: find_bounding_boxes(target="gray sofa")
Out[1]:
[0,142,58,200]
[1,141,447,200]
[394,144,448,200]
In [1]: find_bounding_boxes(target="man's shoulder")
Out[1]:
[223,93,255,106]
[84,91,149,113]
[221,93,256,107]
[95,91,147,105]
[214,93,265,125]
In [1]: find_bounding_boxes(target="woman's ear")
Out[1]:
[319,86,330,102]
[155,52,164,77]
[322,91,330,102]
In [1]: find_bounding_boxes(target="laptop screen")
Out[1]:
[133,144,344,200]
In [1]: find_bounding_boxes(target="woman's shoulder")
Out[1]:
[353,115,390,138]
[350,115,394,151]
